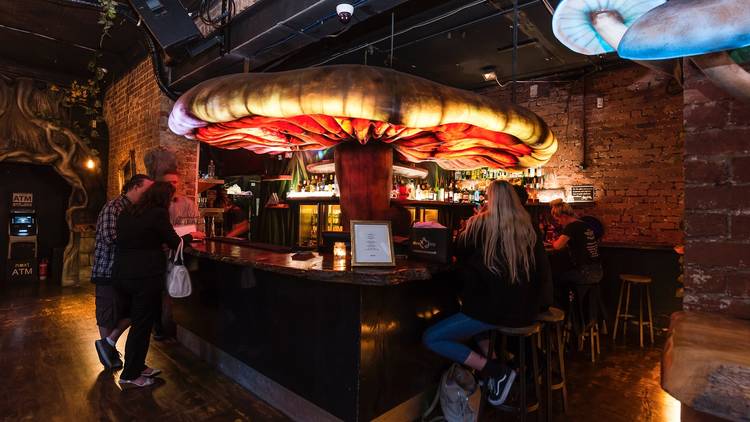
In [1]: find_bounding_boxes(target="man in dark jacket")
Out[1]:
[91,174,153,369]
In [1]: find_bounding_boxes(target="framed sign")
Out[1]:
[350,220,396,267]
[570,185,595,202]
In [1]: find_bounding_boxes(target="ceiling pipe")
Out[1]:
[312,0,541,67]
[54,0,181,100]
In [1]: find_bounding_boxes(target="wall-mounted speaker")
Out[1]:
[128,0,201,55]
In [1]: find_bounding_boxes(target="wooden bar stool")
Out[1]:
[536,307,568,421]
[612,274,655,347]
[482,323,543,422]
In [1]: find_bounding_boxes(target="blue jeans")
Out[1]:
[423,313,496,363]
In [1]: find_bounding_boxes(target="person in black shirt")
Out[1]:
[550,199,603,285]
[113,182,204,388]
[422,181,552,406]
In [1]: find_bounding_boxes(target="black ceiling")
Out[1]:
[274,0,615,89]
[0,0,147,84]
[0,0,619,90]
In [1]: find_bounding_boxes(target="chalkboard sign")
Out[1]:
[571,185,595,202]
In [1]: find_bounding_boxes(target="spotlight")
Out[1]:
[482,71,498,82]
[85,159,96,170]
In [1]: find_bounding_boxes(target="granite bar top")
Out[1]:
[186,240,450,286]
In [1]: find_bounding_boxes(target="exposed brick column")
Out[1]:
[104,58,199,202]
[683,59,750,319]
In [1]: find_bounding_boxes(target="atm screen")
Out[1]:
[12,216,34,225]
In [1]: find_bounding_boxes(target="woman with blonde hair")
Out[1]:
[423,180,552,406]
[550,198,602,285]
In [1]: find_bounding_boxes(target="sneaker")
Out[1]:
[487,368,517,406]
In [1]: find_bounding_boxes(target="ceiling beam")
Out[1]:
[0,57,82,85]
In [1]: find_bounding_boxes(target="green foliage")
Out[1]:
[98,0,118,47]
[48,0,118,149]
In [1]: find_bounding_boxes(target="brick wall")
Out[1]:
[103,58,198,201]
[682,60,750,319]
[479,64,684,246]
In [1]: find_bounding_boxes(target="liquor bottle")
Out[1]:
[415,183,423,201]
[207,160,216,179]
[446,180,453,202]
[302,179,308,192]
[473,189,480,203]
[407,179,416,200]
[462,188,470,203]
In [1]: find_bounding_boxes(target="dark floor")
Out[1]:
[0,282,680,422]
[0,282,290,421]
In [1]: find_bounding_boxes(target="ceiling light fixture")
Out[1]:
[482,71,498,82]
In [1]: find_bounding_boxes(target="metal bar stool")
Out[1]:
[481,322,543,422]
[612,274,655,347]
[536,307,568,420]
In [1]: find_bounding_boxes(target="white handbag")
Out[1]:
[166,238,192,298]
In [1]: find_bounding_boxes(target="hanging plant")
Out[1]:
[48,0,117,147]
[98,0,118,45]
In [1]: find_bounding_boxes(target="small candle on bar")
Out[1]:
[333,242,347,259]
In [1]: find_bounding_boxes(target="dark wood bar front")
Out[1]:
[175,240,459,421]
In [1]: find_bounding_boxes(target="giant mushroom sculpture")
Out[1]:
[552,0,678,77]
[617,0,750,102]
[169,65,557,224]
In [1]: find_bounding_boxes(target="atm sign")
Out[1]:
[12,192,33,208]
[7,259,37,282]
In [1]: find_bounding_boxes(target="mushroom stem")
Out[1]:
[692,51,750,103]
[591,11,678,79]
[335,142,393,227]
[590,11,628,51]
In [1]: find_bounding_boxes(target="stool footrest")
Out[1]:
[493,402,541,413]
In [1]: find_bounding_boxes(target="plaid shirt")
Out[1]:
[91,195,131,282]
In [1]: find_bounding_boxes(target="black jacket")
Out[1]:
[456,232,552,327]
[112,207,191,280]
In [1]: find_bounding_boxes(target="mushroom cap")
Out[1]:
[618,0,750,60]
[307,160,429,179]
[168,65,557,171]
[552,0,666,55]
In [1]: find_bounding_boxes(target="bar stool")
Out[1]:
[563,285,602,363]
[482,323,543,422]
[536,307,568,420]
[612,274,654,347]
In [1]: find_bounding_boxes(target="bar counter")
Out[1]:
[187,240,449,285]
[175,240,459,422]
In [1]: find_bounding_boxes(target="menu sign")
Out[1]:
[571,185,595,202]
[11,192,33,208]
[350,221,396,267]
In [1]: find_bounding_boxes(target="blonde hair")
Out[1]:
[550,199,575,219]
[459,181,536,283]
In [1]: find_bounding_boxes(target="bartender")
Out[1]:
[216,189,249,238]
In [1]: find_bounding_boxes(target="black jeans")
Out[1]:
[115,276,163,380]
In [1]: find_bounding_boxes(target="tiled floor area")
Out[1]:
[0,282,680,421]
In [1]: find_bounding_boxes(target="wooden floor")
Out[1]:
[0,282,680,422]
[0,282,290,422]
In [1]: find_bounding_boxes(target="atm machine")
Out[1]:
[6,192,38,282]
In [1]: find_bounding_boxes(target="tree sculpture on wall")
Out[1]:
[0,75,101,285]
